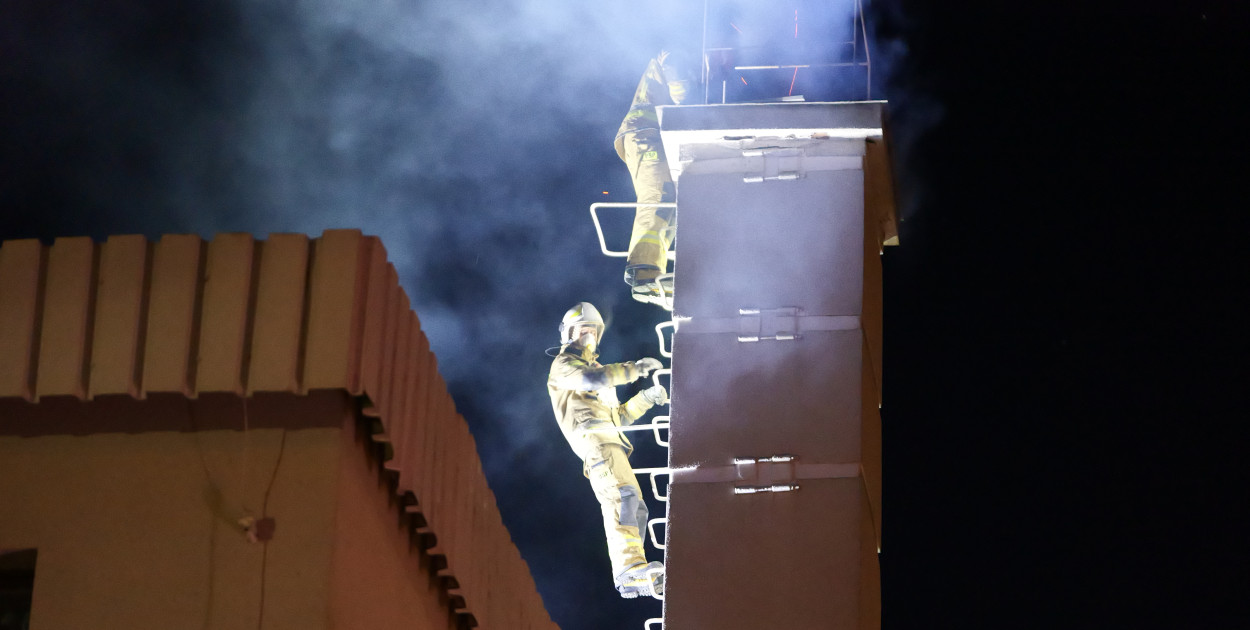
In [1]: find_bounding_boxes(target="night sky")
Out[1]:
[2,1,1246,629]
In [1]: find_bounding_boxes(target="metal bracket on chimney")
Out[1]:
[674,309,859,342]
[737,307,799,342]
[669,455,859,494]
[738,147,863,183]
[743,147,803,183]
[733,455,800,494]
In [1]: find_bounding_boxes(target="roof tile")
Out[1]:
[0,239,43,400]
[195,233,254,395]
[142,234,203,396]
[89,235,148,398]
[248,234,309,394]
[36,237,95,400]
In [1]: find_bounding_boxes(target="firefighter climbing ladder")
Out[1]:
[588,96,895,628]
[588,201,675,628]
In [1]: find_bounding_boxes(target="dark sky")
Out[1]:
[2,1,1247,629]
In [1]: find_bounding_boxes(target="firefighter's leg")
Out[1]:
[621,131,675,287]
[585,444,649,579]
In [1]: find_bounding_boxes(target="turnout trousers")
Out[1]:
[585,443,650,578]
[620,129,675,283]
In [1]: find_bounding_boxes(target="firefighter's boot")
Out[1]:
[628,274,674,309]
[615,561,665,599]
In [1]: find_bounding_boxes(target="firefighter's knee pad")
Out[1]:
[617,485,648,531]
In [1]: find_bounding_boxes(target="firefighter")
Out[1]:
[547,302,669,599]
[615,50,694,306]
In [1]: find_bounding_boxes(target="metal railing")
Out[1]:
[633,467,672,503]
[656,321,675,358]
[589,202,678,259]
[581,419,669,450]
[647,562,667,601]
[647,518,669,552]
[652,368,671,390]
[701,0,872,103]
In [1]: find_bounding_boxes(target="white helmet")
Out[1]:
[559,302,605,345]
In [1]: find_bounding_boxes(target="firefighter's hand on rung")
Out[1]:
[633,358,662,378]
[642,384,669,406]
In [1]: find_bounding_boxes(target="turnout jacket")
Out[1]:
[548,342,656,464]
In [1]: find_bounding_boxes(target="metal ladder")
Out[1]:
[587,201,677,627]
[589,202,677,313]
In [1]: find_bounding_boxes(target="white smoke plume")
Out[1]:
[1,1,907,626]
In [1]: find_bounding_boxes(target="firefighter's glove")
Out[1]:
[641,384,669,406]
[633,358,663,378]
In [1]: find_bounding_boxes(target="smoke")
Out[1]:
[0,1,695,626]
[1,1,914,626]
